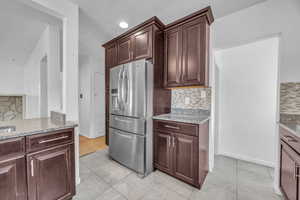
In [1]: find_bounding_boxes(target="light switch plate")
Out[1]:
[201,90,206,98]
[185,97,190,105]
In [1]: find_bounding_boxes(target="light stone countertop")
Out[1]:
[0,118,78,140]
[280,122,300,138]
[153,109,210,125]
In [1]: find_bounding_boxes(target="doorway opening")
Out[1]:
[214,36,280,167]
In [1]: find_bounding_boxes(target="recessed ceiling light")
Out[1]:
[119,21,128,29]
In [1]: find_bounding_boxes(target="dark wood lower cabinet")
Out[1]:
[154,120,209,189]
[0,128,75,200]
[0,156,27,200]
[154,131,172,174]
[27,144,75,200]
[280,126,300,200]
[173,133,198,186]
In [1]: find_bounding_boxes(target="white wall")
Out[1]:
[24,27,48,118]
[0,65,24,95]
[216,37,279,167]
[212,0,300,83]
[24,25,61,118]
[211,0,300,193]
[78,12,106,138]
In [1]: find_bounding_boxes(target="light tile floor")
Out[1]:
[74,148,283,200]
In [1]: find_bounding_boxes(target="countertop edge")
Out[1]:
[279,122,298,136]
[152,116,210,125]
[0,124,78,141]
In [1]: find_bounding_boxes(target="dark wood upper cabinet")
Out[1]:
[181,17,208,86]
[154,131,173,174]
[164,8,213,88]
[103,17,171,145]
[117,36,132,64]
[105,42,117,68]
[132,27,152,60]
[0,157,27,200]
[164,27,182,87]
[27,144,75,200]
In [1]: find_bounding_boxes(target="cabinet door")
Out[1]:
[105,43,117,68]
[164,27,182,88]
[181,17,208,86]
[173,133,198,185]
[280,142,299,200]
[0,157,27,200]
[154,131,173,174]
[132,27,152,60]
[27,144,75,200]
[118,36,132,64]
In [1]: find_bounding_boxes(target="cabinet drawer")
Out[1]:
[0,137,25,160]
[26,129,74,153]
[154,120,198,136]
[280,127,300,153]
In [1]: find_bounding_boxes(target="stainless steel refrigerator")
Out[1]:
[109,59,154,176]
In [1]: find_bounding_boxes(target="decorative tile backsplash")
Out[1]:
[280,82,300,114]
[171,88,211,110]
[0,96,23,121]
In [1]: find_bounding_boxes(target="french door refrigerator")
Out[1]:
[109,59,153,176]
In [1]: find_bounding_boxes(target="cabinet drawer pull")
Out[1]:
[164,125,180,130]
[38,135,69,144]
[31,159,34,177]
[294,164,300,179]
[284,135,297,142]
[172,137,175,148]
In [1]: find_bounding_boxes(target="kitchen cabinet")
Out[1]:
[164,27,182,87]
[154,131,173,174]
[103,17,171,145]
[173,133,198,185]
[117,27,152,64]
[0,137,27,200]
[280,126,300,200]
[181,17,208,86]
[105,42,117,68]
[27,144,75,200]
[132,27,152,60]
[164,8,213,88]
[0,128,75,200]
[117,36,132,64]
[154,120,209,188]
[0,157,27,200]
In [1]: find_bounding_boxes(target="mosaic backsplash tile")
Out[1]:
[171,88,211,110]
[280,82,300,114]
[0,96,23,121]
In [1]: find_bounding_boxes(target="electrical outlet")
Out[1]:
[185,97,190,105]
[201,90,206,98]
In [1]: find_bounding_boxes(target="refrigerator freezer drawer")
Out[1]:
[110,115,145,135]
[109,128,145,174]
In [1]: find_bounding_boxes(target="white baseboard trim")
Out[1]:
[273,185,282,195]
[217,151,275,168]
[76,177,81,185]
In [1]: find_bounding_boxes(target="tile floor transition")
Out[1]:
[74,148,283,200]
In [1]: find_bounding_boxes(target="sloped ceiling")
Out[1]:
[0,0,62,68]
[70,0,266,41]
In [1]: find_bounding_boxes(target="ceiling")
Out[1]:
[70,0,266,40]
[0,0,62,68]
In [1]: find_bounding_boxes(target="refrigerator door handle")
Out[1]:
[122,68,128,104]
[118,68,123,110]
